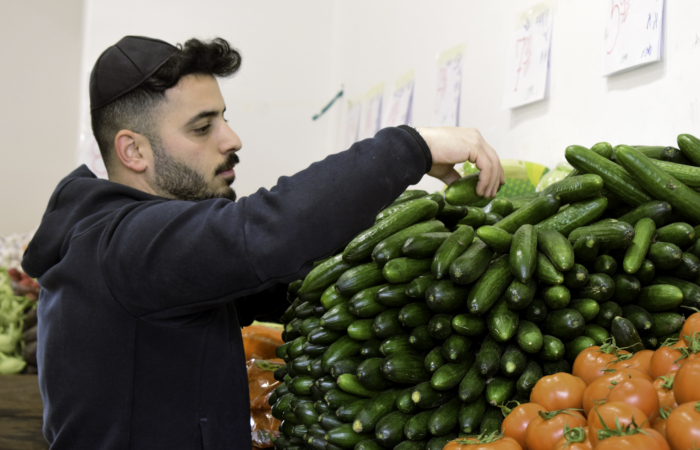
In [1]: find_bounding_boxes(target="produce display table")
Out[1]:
[0,375,47,450]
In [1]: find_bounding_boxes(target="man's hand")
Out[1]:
[416,127,505,198]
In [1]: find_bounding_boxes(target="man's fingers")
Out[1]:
[475,156,493,197]
[441,168,461,186]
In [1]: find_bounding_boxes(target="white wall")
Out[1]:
[0,0,83,236]
[328,0,700,192]
[79,0,336,198]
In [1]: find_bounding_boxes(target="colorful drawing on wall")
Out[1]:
[340,96,362,150]
[358,83,384,140]
[383,70,414,128]
[503,0,554,109]
[431,44,465,127]
[602,0,664,76]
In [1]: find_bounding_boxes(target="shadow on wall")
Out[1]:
[606,58,666,92]
[509,98,550,130]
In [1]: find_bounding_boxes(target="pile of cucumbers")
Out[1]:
[269,133,700,450]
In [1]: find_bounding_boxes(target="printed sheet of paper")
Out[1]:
[383,71,414,128]
[602,0,664,76]
[340,97,362,150]
[503,1,554,109]
[358,83,384,140]
[431,44,465,127]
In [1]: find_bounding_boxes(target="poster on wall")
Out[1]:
[77,97,108,179]
[431,44,465,127]
[340,97,362,151]
[602,0,664,76]
[358,83,384,140]
[502,0,554,109]
[383,71,414,128]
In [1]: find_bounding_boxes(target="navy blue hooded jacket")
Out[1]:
[21,126,431,449]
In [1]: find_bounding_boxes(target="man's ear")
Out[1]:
[114,130,150,173]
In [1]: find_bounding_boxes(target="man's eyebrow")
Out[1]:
[184,109,222,128]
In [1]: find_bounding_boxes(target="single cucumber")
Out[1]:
[356,358,393,391]
[565,145,653,206]
[375,411,413,448]
[383,258,433,284]
[452,313,487,337]
[534,196,608,237]
[359,340,382,359]
[623,217,656,274]
[300,254,360,296]
[535,252,564,285]
[524,298,548,324]
[640,332,660,350]
[337,374,380,399]
[372,309,407,339]
[594,255,618,276]
[573,234,599,264]
[621,304,654,332]
[411,381,456,409]
[315,376,338,393]
[321,284,349,311]
[425,279,469,313]
[494,194,561,234]
[320,303,355,331]
[509,224,538,283]
[516,359,543,397]
[403,410,434,441]
[382,353,431,384]
[379,335,412,357]
[331,357,363,378]
[372,220,448,267]
[537,229,575,272]
[326,423,374,448]
[424,346,446,374]
[467,255,514,314]
[285,319,304,343]
[649,312,685,337]
[667,252,700,281]
[428,314,454,340]
[565,336,597,361]
[474,335,504,377]
[403,232,452,259]
[445,173,483,206]
[344,198,439,262]
[636,259,656,285]
[504,278,537,310]
[583,323,610,345]
[286,336,308,360]
[295,301,317,319]
[499,344,528,378]
[564,264,589,289]
[610,316,645,353]
[541,174,605,204]
[336,263,386,297]
[325,388,364,409]
[477,226,513,253]
[375,283,413,307]
[428,397,461,436]
[425,193,446,215]
[335,400,369,423]
[576,273,615,302]
[486,297,519,343]
[618,200,673,228]
[479,406,504,435]
[398,302,433,328]
[427,433,459,450]
[656,222,696,248]
[542,285,571,310]
[457,206,485,228]
[569,298,600,322]
[677,133,700,165]
[431,357,474,391]
[300,316,322,336]
[441,334,473,363]
[318,412,345,431]
[449,239,494,285]
[568,220,635,250]
[652,276,700,310]
[509,192,540,210]
[458,395,487,434]
[458,365,487,402]
[636,285,684,312]
[516,320,544,354]
[352,389,401,434]
[595,301,623,329]
[538,335,565,361]
[409,325,435,350]
[322,335,363,372]
[432,225,474,279]
[542,359,571,376]
[485,376,515,406]
[389,190,430,207]
[406,272,436,298]
[347,319,377,341]
[396,387,419,414]
[652,159,700,188]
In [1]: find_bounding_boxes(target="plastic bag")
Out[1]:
[247,358,284,449]
[536,162,574,192]
[241,321,284,361]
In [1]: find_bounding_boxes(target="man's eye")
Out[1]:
[194,124,211,134]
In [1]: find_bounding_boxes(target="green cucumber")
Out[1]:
[287,336,308,360]
[652,276,700,310]
[375,283,413,307]
[500,344,528,378]
[610,316,645,353]
[300,254,360,296]
[640,332,660,350]
[399,302,433,328]
[538,229,576,272]
[565,145,653,207]
[449,239,494,285]
[360,340,382,358]
[344,198,439,262]
[538,335,565,361]
[335,400,367,423]
[534,197,608,237]
[616,145,700,224]
[431,357,474,391]
[428,433,459,450]
[458,365,487,402]
[543,359,571,376]
[635,145,691,164]
[425,193,446,215]
[396,387,419,415]
[535,252,564,285]
[486,297,519,342]
[542,285,571,310]
[372,220,448,267]
[477,226,513,253]
[293,355,315,374]
[504,279,537,310]
[318,413,345,431]
[456,206,485,227]
[403,232,452,259]
[452,313,487,337]
[424,346,446,374]
[652,159,700,188]
[510,192,539,210]
[356,358,394,391]
[568,220,635,250]
[595,301,623,329]
[565,336,597,361]
[337,374,380,398]
[296,402,320,427]
[389,190,430,207]
[485,212,502,225]
[594,255,618,276]
[474,335,504,377]
[295,301,316,319]
[467,255,514,314]
[623,218,656,274]
[509,224,538,283]
[331,358,363,378]
[636,260,656,285]
[485,376,515,406]
[313,303,327,318]
[411,382,456,409]
[322,335,363,372]
[403,410,434,441]
[425,280,469,313]
[336,263,386,297]
[656,222,696,248]
[516,359,543,397]
[326,423,374,449]
[541,174,604,204]
[383,257,433,284]
[428,397,461,436]
[382,354,431,384]
[277,342,291,359]
[479,406,504,435]
[484,197,514,217]
[445,173,483,206]
[618,201,673,227]
[516,320,544,354]
[458,395,487,434]
[524,298,548,324]
[375,411,413,448]
[428,314,454,340]
[352,389,401,434]
[315,376,338,393]
[300,317,322,336]
[621,304,654,332]
[394,440,428,450]
[583,324,610,345]
[285,319,304,342]
[569,298,600,322]
[636,285,684,312]
[320,303,355,331]
[576,273,615,302]
[432,225,474,279]
[347,319,377,341]
[406,272,436,298]
[321,284,349,311]
[670,253,700,280]
[372,309,407,339]
[325,388,364,409]
[494,194,561,234]
[649,312,685,337]
[441,334,473,363]
[564,264,589,289]
[677,133,700,165]
[409,325,435,350]
[573,235,599,264]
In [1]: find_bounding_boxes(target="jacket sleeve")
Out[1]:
[99,127,430,321]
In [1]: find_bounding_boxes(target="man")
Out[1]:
[22,36,503,449]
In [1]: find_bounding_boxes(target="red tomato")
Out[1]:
[582,368,652,416]
[653,374,678,410]
[587,402,650,448]
[665,401,700,450]
[679,312,700,346]
[501,402,542,450]
[443,435,523,450]
[530,373,587,411]
[572,345,628,386]
[609,349,654,375]
[673,358,700,405]
[593,428,669,450]
[551,425,591,450]
[524,410,587,450]
[649,340,687,379]
[608,378,660,421]
[652,408,672,440]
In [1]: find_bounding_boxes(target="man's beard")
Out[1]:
[151,139,238,202]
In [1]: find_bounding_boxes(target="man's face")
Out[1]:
[147,74,242,201]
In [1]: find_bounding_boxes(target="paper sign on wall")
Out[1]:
[432,44,465,127]
[358,83,384,140]
[383,71,414,128]
[602,0,664,76]
[503,1,554,109]
[340,97,362,150]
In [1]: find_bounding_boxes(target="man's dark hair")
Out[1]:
[91,38,241,172]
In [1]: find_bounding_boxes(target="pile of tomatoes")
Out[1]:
[443,312,700,450]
